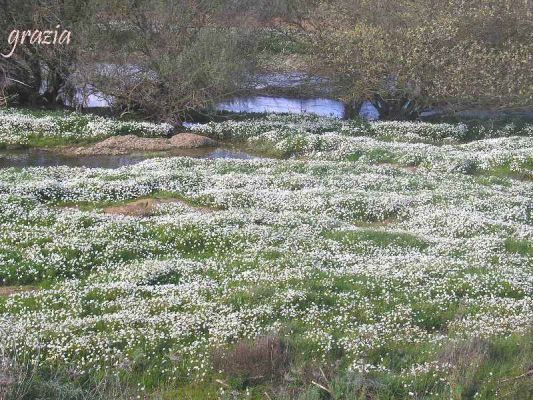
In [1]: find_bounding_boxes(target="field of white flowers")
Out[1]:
[0,109,172,147]
[0,112,531,399]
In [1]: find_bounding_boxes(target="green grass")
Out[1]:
[4,334,530,400]
[0,107,170,148]
[346,148,398,163]
[1,111,532,400]
[22,135,104,148]
[157,384,220,399]
[0,214,241,285]
[504,238,533,257]
[476,158,533,181]
[279,331,533,400]
[325,229,429,252]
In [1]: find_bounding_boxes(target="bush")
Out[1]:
[301,0,533,113]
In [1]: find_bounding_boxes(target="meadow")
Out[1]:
[0,111,531,399]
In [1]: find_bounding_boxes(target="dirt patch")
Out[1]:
[377,162,419,172]
[62,133,218,156]
[169,133,218,148]
[103,197,218,217]
[403,165,419,172]
[352,218,397,228]
[0,286,36,297]
[104,198,159,217]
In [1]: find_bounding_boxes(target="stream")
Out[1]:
[0,148,257,169]
[67,68,347,118]
[7,71,343,170]
[215,96,346,118]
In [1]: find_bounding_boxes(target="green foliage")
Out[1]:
[504,238,533,257]
[325,229,429,251]
[0,108,171,147]
[303,0,533,112]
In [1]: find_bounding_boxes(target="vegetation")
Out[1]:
[0,108,171,147]
[296,0,533,117]
[1,1,532,398]
[1,0,532,120]
[0,113,531,399]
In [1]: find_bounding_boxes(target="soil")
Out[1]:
[102,197,218,217]
[62,133,218,156]
[0,285,36,297]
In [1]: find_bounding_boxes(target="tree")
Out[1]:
[0,0,92,107]
[77,0,262,123]
[299,0,533,118]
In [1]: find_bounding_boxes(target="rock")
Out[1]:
[169,133,218,148]
[359,100,380,121]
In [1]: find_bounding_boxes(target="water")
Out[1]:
[56,67,346,118]
[216,96,346,118]
[0,148,257,169]
[77,91,347,119]
[71,85,113,108]
[205,149,256,160]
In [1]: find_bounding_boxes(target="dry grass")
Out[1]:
[213,335,291,385]
[438,337,491,399]
[439,337,490,371]
[0,286,36,297]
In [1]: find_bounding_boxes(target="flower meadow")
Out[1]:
[0,112,532,399]
[0,108,172,147]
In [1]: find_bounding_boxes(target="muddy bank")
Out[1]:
[63,133,218,156]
